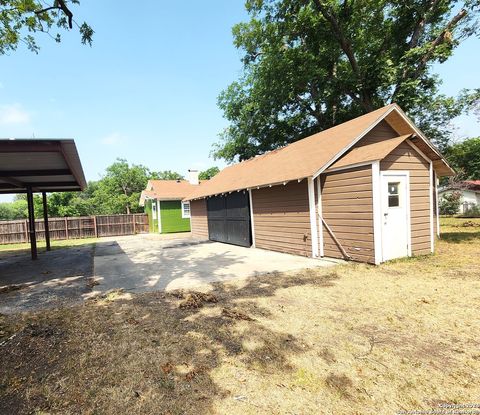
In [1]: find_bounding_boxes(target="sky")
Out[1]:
[1,1,479,203]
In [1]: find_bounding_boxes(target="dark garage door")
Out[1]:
[207,191,252,247]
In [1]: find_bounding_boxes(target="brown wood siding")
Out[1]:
[252,180,312,257]
[380,141,432,255]
[321,165,375,263]
[357,120,398,146]
[190,199,209,239]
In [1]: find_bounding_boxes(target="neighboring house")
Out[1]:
[184,103,454,264]
[139,170,204,233]
[439,180,480,214]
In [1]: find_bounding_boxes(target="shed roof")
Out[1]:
[185,104,454,201]
[139,179,205,205]
[0,139,86,194]
[327,134,412,170]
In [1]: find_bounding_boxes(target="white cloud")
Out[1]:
[101,132,127,145]
[0,103,30,125]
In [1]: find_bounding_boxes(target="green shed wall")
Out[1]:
[160,201,191,233]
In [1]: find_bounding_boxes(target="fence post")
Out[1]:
[24,219,28,242]
[65,217,69,240]
[93,216,98,238]
[133,214,136,234]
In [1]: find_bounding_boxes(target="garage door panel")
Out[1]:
[226,219,250,246]
[207,197,226,218]
[207,193,251,247]
[208,218,226,242]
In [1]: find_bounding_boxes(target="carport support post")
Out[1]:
[42,192,51,251]
[26,186,38,260]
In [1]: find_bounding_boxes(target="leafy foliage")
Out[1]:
[152,170,185,180]
[439,190,462,215]
[0,159,183,220]
[445,136,480,179]
[0,0,93,54]
[214,0,480,162]
[462,204,480,217]
[198,166,220,180]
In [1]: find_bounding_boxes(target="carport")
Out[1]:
[0,139,86,259]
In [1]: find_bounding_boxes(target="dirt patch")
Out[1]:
[169,289,218,309]
[222,307,254,321]
[0,218,479,414]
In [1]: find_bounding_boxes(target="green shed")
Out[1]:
[139,173,204,234]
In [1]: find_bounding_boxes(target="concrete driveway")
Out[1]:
[0,233,339,313]
[93,233,340,294]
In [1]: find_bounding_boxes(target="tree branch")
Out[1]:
[392,8,468,102]
[414,8,467,77]
[312,0,360,76]
[312,0,373,112]
[408,0,441,49]
[35,0,73,29]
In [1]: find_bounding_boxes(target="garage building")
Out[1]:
[185,104,454,264]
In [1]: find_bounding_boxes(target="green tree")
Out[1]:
[198,166,220,180]
[439,190,462,215]
[151,170,185,180]
[214,0,480,162]
[0,0,93,54]
[445,137,480,179]
[93,159,158,214]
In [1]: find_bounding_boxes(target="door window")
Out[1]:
[388,182,400,207]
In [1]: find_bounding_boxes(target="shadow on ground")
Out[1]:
[0,267,340,414]
[440,231,480,243]
[92,236,334,296]
[0,244,95,313]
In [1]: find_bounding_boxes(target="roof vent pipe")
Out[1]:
[188,169,199,185]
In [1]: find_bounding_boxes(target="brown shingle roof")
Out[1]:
[327,134,412,170]
[140,180,204,205]
[185,105,396,200]
[185,103,454,200]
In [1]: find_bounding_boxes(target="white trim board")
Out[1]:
[372,161,382,265]
[429,162,434,253]
[316,176,324,257]
[248,189,256,248]
[157,199,162,233]
[435,175,440,237]
[307,177,319,258]
[325,160,377,174]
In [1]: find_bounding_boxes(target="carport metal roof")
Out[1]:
[0,139,86,194]
[0,139,86,260]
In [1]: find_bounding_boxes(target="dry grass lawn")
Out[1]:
[1,217,479,414]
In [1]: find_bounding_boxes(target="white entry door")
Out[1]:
[380,172,410,261]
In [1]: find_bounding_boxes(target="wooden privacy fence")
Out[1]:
[0,214,149,245]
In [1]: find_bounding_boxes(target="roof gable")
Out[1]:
[139,180,204,205]
[185,104,454,200]
[186,105,396,200]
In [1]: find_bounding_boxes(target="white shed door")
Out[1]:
[381,172,410,261]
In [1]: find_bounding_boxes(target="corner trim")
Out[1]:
[248,189,256,248]
[429,162,434,252]
[307,177,319,258]
[435,174,440,237]
[156,200,162,233]
[316,176,324,257]
[372,161,382,264]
